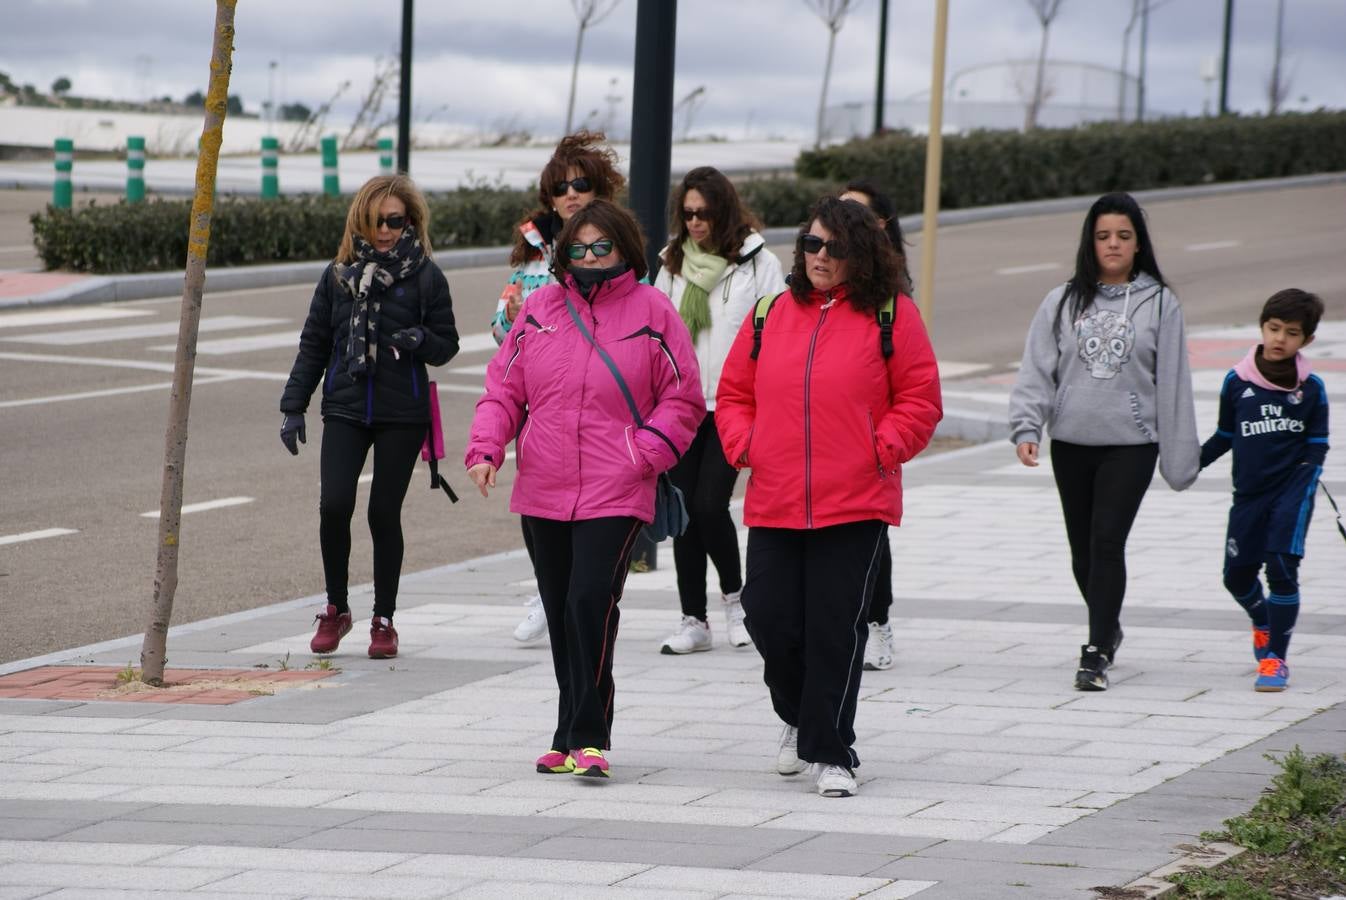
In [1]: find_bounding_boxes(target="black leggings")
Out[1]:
[870,536,893,624]
[319,418,425,619]
[1050,440,1159,648]
[668,412,743,620]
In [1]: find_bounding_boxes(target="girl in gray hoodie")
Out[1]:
[1009,192,1200,692]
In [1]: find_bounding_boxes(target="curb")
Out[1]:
[10,172,1345,310]
[1115,841,1246,898]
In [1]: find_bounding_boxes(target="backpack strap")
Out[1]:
[750,293,781,361]
[876,295,896,359]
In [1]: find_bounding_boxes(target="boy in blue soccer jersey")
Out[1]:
[1200,289,1329,692]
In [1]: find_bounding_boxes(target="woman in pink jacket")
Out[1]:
[466,200,705,779]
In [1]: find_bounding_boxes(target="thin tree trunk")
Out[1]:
[566,22,586,134]
[140,0,236,686]
[815,26,837,148]
[1027,22,1050,130]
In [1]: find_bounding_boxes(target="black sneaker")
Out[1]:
[1075,644,1109,691]
[1104,627,1124,666]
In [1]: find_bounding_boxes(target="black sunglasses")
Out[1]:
[565,239,615,260]
[551,176,593,197]
[799,234,848,259]
[376,213,407,230]
[681,208,710,222]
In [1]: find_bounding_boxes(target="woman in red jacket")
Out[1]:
[715,196,942,798]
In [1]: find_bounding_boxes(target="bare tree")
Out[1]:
[343,55,400,150]
[1023,0,1066,130]
[565,0,621,135]
[285,80,350,153]
[1266,0,1292,114]
[140,0,238,686]
[804,0,860,148]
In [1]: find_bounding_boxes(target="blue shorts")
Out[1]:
[1224,464,1319,569]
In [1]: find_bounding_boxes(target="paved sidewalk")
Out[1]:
[1,325,1344,899]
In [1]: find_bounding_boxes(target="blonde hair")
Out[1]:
[335,174,432,264]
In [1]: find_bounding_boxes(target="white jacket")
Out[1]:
[655,232,786,411]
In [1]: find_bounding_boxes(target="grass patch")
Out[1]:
[1166,747,1346,898]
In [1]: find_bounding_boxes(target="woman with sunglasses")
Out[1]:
[653,166,785,656]
[281,174,460,659]
[716,196,941,797]
[838,179,911,674]
[491,131,627,645]
[466,199,704,779]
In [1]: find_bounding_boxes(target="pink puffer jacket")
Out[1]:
[465,269,705,523]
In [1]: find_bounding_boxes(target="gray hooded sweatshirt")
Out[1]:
[1008,273,1200,490]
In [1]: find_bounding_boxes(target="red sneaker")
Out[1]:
[310,604,352,654]
[368,617,399,659]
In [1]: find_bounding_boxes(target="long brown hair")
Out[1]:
[789,196,900,313]
[550,199,649,284]
[663,166,761,276]
[509,130,626,267]
[334,174,431,264]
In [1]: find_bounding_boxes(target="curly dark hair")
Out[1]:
[789,196,901,313]
[509,130,626,267]
[549,199,649,284]
[663,166,762,276]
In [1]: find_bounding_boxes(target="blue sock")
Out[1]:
[1224,566,1267,628]
[1266,593,1299,660]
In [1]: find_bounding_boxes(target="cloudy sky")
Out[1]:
[3,0,1343,143]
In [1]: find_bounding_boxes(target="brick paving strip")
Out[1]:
[0,666,335,704]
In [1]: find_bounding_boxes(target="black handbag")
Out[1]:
[564,297,689,542]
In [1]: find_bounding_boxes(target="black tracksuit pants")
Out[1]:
[741,520,887,769]
[524,515,642,753]
[319,418,425,619]
[1050,439,1159,648]
[668,412,743,620]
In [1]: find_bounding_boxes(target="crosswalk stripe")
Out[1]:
[3,315,288,346]
[0,306,153,330]
[140,497,255,518]
[0,528,78,547]
[149,332,299,355]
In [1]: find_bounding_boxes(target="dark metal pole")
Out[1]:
[628,0,677,277]
[1219,0,1233,115]
[873,0,889,135]
[1137,0,1149,122]
[397,0,413,173]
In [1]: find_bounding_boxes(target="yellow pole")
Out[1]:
[918,0,950,326]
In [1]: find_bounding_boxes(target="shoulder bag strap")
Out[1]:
[564,295,643,428]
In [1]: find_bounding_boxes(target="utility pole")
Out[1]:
[1137,0,1150,122]
[1268,0,1285,114]
[917,0,949,326]
[873,0,889,135]
[1219,0,1233,115]
[397,0,413,173]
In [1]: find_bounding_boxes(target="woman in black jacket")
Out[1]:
[280,174,459,659]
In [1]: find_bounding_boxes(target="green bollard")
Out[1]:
[378,137,395,175]
[53,138,73,209]
[321,135,339,196]
[126,136,145,203]
[261,136,279,199]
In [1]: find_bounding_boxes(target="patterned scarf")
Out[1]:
[337,225,425,381]
[677,237,728,345]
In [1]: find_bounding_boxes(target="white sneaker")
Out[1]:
[815,763,857,797]
[660,616,712,654]
[723,591,751,648]
[512,594,547,643]
[863,621,894,671]
[776,724,808,776]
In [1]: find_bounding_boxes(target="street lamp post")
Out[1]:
[397,0,413,173]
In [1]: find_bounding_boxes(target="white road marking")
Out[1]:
[457,332,499,354]
[1185,240,1241,252]
[0,527,78,547]
[140,497,255,518]
[0,351,289,381]
[938,362,991,379]
[4,315,288,346]
[993,262,1061,276]
[0,374,241,409]
[149,331,299,355]
[448,363,489,377]
[0,306,153,330]
[436,382,485,395]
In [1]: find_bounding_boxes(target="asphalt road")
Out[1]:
[2,183,1343,663]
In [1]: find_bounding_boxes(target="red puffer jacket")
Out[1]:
[715,285,942,529]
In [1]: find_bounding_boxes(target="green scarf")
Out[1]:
[677,237,728,344]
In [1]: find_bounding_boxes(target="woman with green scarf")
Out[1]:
[654,166,785,656]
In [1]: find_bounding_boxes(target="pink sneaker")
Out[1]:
[368,617,399,659]
[535,750,575,774]
[310,605,352,654]
[571,747,609,778]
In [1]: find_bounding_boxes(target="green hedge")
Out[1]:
[31,186,537,274]
[796,111,1346,214]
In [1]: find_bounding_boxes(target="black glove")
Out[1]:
[280,413,306,455]
[389,326,425,352]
